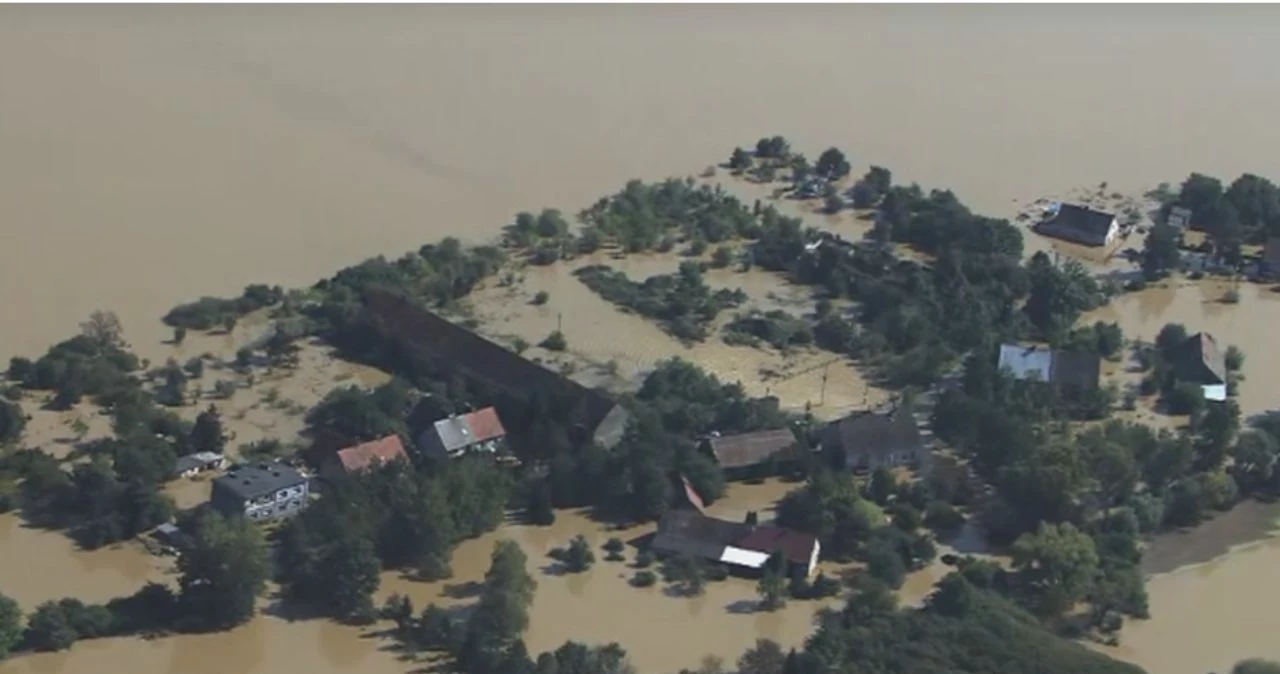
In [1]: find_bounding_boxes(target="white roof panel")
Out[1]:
[719,546,770,568]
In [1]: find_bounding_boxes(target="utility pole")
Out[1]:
[557,312,563,333]
[820,362,830,407]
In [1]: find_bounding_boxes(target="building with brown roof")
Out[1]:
[704,428,797,478]
[332,435,409,475]
[650,509,820,578]
[419,407,509,459]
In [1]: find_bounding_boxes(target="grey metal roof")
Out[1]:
[998,344,1054,381]
[212,463,306,501]
[432,416,476,453]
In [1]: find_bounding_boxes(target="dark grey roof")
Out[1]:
[1051,351,1102,390]
[708,429,796,469]
[998,344,1100,390]
[1176,332,1227,385]
[363,288,627,448]
[650,510,751,560]
[213,463,306,502]
[824,409,922,460]
[1049,203,1117,238]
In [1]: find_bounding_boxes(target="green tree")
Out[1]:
[190,405,226,455]
[563,535,595,573]
[1225,345,1245,371]
[728,147,753,171]
[1141,224,1182,279]
[815,148,851,180]
[866,466,895,506]
[0,591,22,659]
[756,553,789,611]
[0,399,24,446]
[23,601,77,652]
[1011,522,1099,616]
[738,638,786,674]
[527,480,556,526]
[177,511,269,630]
[1233,659,1280,674]
[323,532,382,621]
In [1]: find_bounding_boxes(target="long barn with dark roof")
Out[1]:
[362,288,630,449]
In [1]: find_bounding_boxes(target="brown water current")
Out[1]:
[6,4,1280,364]
[7,4,1280,674]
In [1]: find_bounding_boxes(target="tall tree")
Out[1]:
[177,511,269,630]
[815,148,852,181]
[190,405,227,455]
[0,399,24,446]
[1141,224,1181,279]
[1011,522,1099,616]
[0,591,22,659]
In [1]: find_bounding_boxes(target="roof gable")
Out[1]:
[734,525,817,566]
[461,407,506,443]
[1050,203,1117,237]
[336,435,408,473]
[1178,332,1226,384]
[998,344,1100,389]
[998,344,1054,381]
[827,410,922,458]
[708,428,796,469]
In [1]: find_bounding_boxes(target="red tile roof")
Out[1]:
[735,525,818,567]
[336,435,408,473]
[461,407,506,443]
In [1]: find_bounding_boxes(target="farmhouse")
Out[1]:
[1036,203,1120,247]
[650,509,821,578]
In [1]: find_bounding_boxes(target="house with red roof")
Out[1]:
[418,407,510,460]
[328,434,409,477]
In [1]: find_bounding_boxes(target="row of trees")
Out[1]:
[1164,172,1280,263]
[574,263,747,343]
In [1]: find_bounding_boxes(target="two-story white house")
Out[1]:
[210,462,309,521]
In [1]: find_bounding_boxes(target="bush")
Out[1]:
[711,246,734,269]
[722,311,813,352]
[631,570,657,587]
[575,263,746,343]
[1225,345,1245,372]
[603,537,626,562]
[163,285,284,330]
[540,330,567,352]
[532,291,550,306]
[634,549,655,569]
[924,501,966,534]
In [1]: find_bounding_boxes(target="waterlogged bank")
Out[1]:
[0,480,840,674]
[1105,503,1280,674]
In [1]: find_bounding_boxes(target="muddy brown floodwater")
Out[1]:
[7,5,1280,674]
[1086,278,1280,418]
[0,480,845,674]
